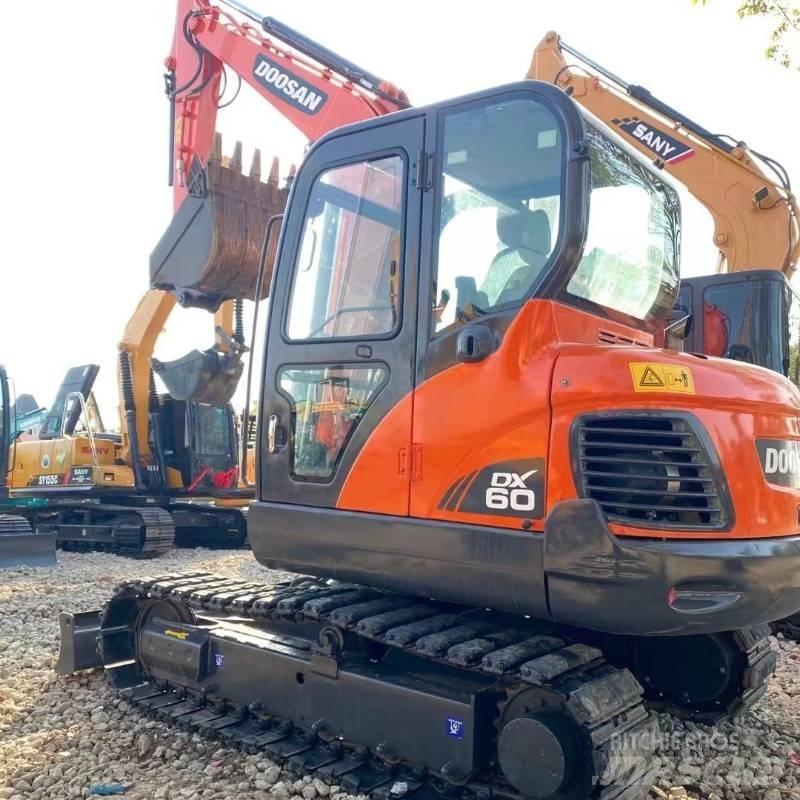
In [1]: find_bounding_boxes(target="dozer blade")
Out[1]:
[55,610,102,674]
[151,346,243,404]
[150,134,292,311]
[0,515,57,569]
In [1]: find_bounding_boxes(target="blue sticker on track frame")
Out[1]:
[446,716,464,740]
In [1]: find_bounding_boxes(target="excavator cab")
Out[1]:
[678,271,800,388]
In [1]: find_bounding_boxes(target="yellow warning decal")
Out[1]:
[629,363,695,394]
[164,629,189,640]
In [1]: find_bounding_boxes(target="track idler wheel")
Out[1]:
[497,688,593,800]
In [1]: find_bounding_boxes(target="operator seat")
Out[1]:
[489,208,552,306]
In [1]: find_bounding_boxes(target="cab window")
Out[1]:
[432,97,563,335]
[565,127,680,329]
[286,156,404,341]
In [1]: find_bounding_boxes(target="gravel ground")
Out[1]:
[1,550,800,800]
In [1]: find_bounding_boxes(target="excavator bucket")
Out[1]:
[150,134,292,311]
[151,346,243,405]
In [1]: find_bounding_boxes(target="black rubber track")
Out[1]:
[51,505,175,558]
[100,572,667,800]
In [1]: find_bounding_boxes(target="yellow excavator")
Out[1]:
[530,32,800,380]
[6,143,290,556]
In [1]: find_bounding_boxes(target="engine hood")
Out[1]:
[547,345,800,540]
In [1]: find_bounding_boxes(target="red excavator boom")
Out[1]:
[167,0,409,208]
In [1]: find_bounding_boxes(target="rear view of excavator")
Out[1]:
[528,32,800,638]
[57,4,800,800]
[0,364,56,568]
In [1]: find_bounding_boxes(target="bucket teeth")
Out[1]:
[151,127,290,308]
[230,141,243,172]
[250,149,262,181]
[209,132,223,163]
[268,156,280,186]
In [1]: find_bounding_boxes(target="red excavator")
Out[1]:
[58,4,800,799]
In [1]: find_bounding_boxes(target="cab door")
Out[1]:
[259,116,424,514]
[409,88,579,529]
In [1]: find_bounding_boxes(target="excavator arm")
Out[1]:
[154,0,409,310]
[529,32,800,277]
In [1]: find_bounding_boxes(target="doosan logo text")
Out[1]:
[764,446,800,476]
[756,439,800,489]
[253,56,328,115]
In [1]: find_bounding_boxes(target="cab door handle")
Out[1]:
[455,325,496,363]
[267,414,287,453]
[268,414,279,453]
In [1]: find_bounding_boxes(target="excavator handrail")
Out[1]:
[529,32,800,278]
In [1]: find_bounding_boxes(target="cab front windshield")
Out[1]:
[433,101,680,334]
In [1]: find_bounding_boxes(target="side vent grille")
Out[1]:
[573,414,729,529]
[598,329,648,347]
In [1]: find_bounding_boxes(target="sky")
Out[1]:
[1,0,798,423]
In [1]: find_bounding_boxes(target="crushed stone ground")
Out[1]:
[1,550,799,800]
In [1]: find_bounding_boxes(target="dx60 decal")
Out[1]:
[438,459,545,519]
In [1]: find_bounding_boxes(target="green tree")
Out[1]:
[693,0,799,70]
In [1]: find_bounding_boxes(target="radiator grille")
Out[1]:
[573,414,729,529]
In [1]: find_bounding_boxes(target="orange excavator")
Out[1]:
[529,32,800,380]
[58,4,800,799]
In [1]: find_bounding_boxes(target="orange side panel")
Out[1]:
[339,300,644,528]
[549,347,800,540]
[339,297,800,542]
[335,395,412,516]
